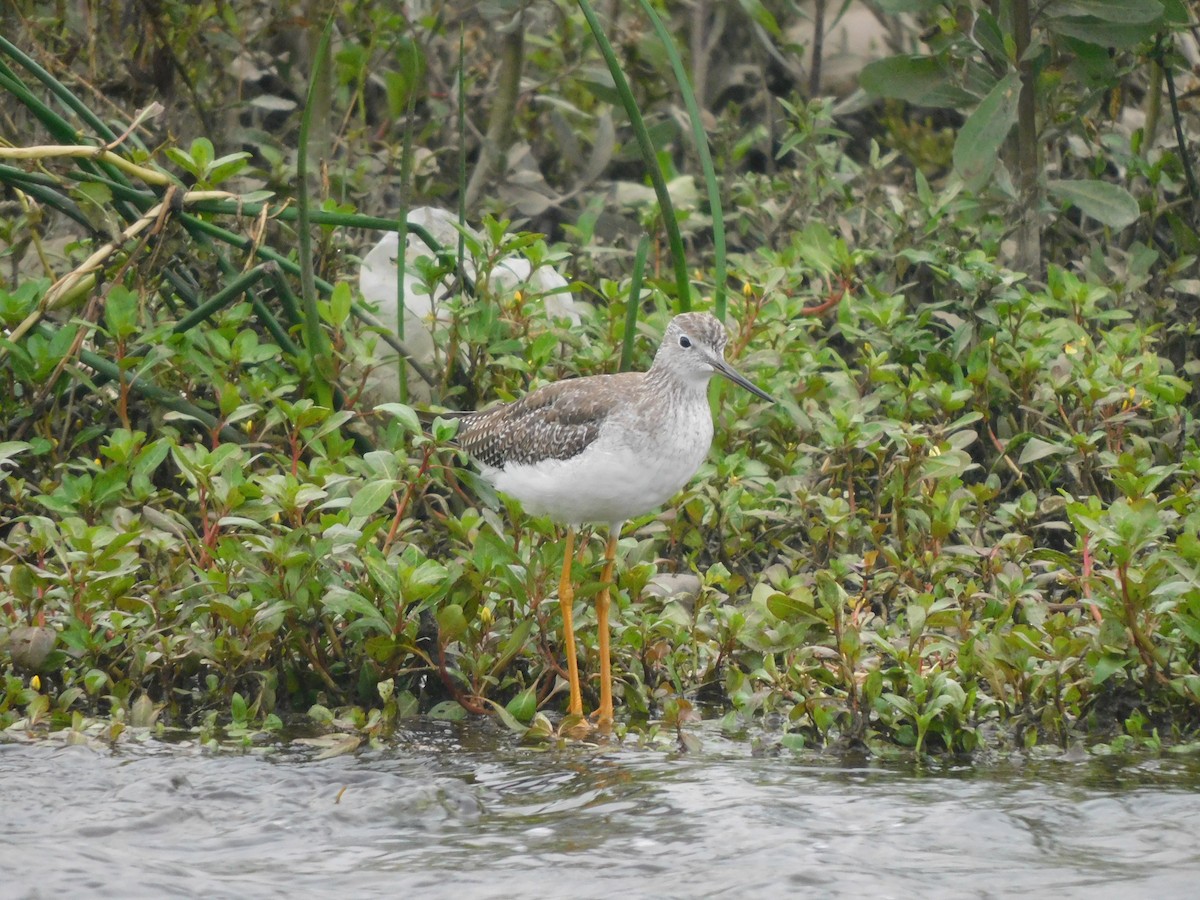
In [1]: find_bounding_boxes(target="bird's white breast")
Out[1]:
[483,393,715,527]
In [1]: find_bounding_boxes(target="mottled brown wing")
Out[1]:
[456,374,633,469]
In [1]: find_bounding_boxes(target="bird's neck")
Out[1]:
[643,363,710,398]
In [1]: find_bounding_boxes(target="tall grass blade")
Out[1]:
[635,0,727,320]
[296,17,335,405]
[575,0,692,313]
[621,235,650,372]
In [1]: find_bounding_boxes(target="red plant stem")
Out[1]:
[799,276,850,317]
[384,443,434,550]
[1081,533,1101,624]
[436,641,487,714]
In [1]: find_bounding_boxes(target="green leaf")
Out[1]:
[383,36,426,117]
[972,9,1007,61]
[859,56,973,107]
[218,381,241,417]
[766,589,813,621]
[1046,0,1163,24]
[427,700,467,721]
[431,416,460,442]
[231,691,248,723]
[1018,437,1070,465]
[207,152,251,185]
[493,618,534,674]
[0,440,32,472]
[163,147,196,176]
[310,410,357,441]
[1046,179,1140,230]
[504,688,538,724]
[1160,0,1190,24]
[350,479,395,518]
[878,693,918,717]
[1093,653,1130,684]
[188,137,214,172]
[875,0,941,9]
[84,668,109,695]
[329,281,352,327]
[133,439,171,479]
[921,448,978,480]
[376,402,421,433]
[455,468,500,508]
[953,71,1021,184]
[1045,13,1161,47]
[437,604,469,641]
[104,285,140,339]
[130,694,159,728]
[735,0,781,37]
[780,732,807,751]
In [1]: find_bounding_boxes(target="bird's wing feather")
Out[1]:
[457,374,636,468]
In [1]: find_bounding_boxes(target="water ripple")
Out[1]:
[3,723,1200,899]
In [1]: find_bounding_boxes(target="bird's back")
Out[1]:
[454,370,714,526]
[455,372,642,469]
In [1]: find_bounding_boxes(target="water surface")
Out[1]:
[3,720,1199,898]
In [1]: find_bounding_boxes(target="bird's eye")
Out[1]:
[679,335,692,349]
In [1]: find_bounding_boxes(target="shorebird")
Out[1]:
[454,312,774,728]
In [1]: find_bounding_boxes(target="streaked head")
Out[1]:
[653,312,775,402]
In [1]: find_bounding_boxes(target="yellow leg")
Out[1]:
[557,527,583,717]
[596,528,619,730]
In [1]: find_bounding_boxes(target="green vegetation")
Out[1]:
[2,1,1199,756]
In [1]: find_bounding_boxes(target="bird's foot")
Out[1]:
[554,711,616,741]
[558,713,593,741]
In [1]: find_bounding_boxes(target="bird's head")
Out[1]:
[654,312,775,402]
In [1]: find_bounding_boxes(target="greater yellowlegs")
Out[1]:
[455,312,774,728]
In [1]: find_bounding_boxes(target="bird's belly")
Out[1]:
[485,426,710,526]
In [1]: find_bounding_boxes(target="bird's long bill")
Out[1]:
[712,357,776,403]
